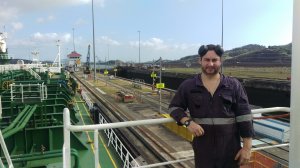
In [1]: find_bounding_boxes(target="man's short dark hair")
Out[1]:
[198,44,224,57]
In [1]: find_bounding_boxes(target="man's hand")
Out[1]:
[187,121,205,137]
[234,147,251,165]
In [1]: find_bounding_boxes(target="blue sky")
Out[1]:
[0,0,293,63]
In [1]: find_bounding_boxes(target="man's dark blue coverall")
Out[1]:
[169,74,255,168]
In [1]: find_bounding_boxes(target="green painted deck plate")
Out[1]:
[74,94,123,168]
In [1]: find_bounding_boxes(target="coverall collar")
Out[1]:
[196,73,229,88]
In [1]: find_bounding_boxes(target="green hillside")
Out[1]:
[170,43,291,67]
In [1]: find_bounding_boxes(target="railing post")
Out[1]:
[94,130,99,168]
[290,0,300,167]
[123,153,129,168]
[63,108,71,168]
[10,84,13,102]
[21,84,23,103]
[45,84,48,99]
[0,130,14,168]
[0,96,2,119]
[107,130,113,147]
[39,84,42,102]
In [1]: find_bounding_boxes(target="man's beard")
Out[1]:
[201,66,220,75]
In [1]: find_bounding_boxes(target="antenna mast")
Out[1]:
[72,28,76,51]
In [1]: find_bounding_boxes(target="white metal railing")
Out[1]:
[81,91,93,109]
[10,83,47,102]
[24,67,41,80]
[0,64,21,73]
[251,107,290,114]
[80,91,140,167]
[63,107,291,168]
[0,63,48,74]
[99,113,140,167]
[252,143,289,151]
[63,108,173,168]
[0,97,12,167]
[48,67,61,73]
[0,96,2,119]
[0,130,14,168]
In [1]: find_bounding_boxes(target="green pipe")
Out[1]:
[16,105,37,128]
[12,106,33,127]
[3,149,79,168]
[3,105,37,139]
[2,105,30,134]
[10,149,75,158]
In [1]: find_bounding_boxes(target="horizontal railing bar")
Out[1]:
[133,157,194,168]
[252,143,289,151]
[251,107,290,114]
[67,117,174,132]
[67,107,290,132]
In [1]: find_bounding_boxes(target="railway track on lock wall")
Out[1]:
[72,73,194,168]
[96,75,174,113]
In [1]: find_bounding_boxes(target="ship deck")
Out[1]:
[73,94,123,168]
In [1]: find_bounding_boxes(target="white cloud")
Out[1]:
[62,34,72,43]
[1,0,105,12]
[0,0,105,25]
[173,43,200,50]
[99,36,121,46]
[32,32,71,43]
[11,22,23,31]
[0,4,18,23]
[128,37,200,61]
[74,18,88,27]
[36,18,44,23]
[130,37,168,50]
[9,39,36,47]
[36,15,55,23]
[48,15,55,21]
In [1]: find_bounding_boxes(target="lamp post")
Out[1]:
[56,40,61,69]
[159,57,162,114]
[138,30,141,66]
[72,28,76,51]
[221,0,224,73]
[221,0,223,48]
[107,44,110,69]
[92,0,96,81]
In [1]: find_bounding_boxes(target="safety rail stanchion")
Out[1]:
[124,153,130,168]
[107,130,113,147]
[94,130,99,168]
[41,83,46,100]
[0,96,2,119]
[63,108,71,168]
[44,84,48,99]
[10,84,13,102]
[38,84,42,102]
[0,130,14,168]
[0,159,5,168]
